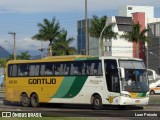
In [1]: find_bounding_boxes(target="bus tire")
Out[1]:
[30,93,39,107]
[21,93,30,107]
[150,90,155,95]
[92,95,103,110]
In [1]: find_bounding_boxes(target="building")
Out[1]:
[77,14,147,58]
[104,16,133,57]
[148,22,160,74]
[77,19,99,56]
[77,20,86,55]
[119,5,154,18]
[77,5,155,59]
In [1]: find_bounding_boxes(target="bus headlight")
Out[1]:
[121,93,130,97]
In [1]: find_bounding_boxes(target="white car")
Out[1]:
[150,84,160,95]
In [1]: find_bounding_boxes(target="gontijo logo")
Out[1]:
[2,112,42,117]
[28,78,56,84]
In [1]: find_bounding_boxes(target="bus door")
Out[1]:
[104,60,120,104]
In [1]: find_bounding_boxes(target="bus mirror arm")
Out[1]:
[118,67,125,79]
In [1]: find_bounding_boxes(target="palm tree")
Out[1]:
[32,17,61,56]
[8,51,30,60]
[121,22,150,58]
[8,54,14,60]
[19,51,30,60]
[89,15,117,56]
[53,30,76,55]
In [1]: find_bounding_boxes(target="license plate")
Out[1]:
[135,100,140,103]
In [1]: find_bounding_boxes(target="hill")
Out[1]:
[0,45,10,58]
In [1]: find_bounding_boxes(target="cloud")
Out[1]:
[0,37,49,55]
[17,38,49,55]
[0,0,158,13]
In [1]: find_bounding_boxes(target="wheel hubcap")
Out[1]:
[23,97,28,104]
[95,99,99,106]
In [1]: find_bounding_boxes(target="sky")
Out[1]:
[0,0,159,56]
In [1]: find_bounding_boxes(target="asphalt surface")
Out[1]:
[0,92,160,119]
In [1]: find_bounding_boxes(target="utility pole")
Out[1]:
[39,40,45,59]
[8,32,16,60]
[85,0,89,55]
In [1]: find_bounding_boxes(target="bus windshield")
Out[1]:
[119,60,149,92]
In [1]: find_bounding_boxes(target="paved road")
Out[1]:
[0,93,160,119]
[0,99,160,117]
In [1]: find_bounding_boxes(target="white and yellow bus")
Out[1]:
[4,55,149,110]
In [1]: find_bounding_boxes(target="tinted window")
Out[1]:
[119,60,146,69]
[105,60,120,93]
[8,60,102,77]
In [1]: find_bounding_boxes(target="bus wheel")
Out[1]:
[21,93,30,107]
[150,90,155,95]
[92,95,103,110]
[30,93,39,107]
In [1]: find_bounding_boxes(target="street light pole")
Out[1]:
[8,32,16,60]
[99,22,107,57]
[85,0,89,55]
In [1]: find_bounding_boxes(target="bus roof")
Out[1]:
[7,55,98,64]
[6,55,143,64]
[102,56,143,61]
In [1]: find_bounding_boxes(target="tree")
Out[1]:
[0,58,7,68]
[53,30,76,55]
[89,15,117,56]
[8,51,30,60]
[32,17,61,56]
[18,51,30,60]
[8,54,14,60]
[120,22,150,57]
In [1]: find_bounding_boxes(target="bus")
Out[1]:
[4,55,149,110]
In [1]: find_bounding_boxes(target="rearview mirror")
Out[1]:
[119,67,125,79]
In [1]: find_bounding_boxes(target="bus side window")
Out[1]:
[89,62,96,75]
[74,66,79,75]
[98,62,102,75]
[86,63,90,75]
[63,64,69,75]
[93,62,99,75]
[40,65,45,76]
[8,65,13,77]
[44,63,53,76]
[18,64,29,76]
[70,64,74,75]
[45,69,52,75]
[29,65,35,76]
[59,64,63,75]
[81,62,86,75]
[70,63,79,75]
[12,65,18,76]
[35,65,40,76]
[55,66,60,75]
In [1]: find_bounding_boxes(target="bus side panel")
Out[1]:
[5,76,64,103]
[48,76,106,104]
